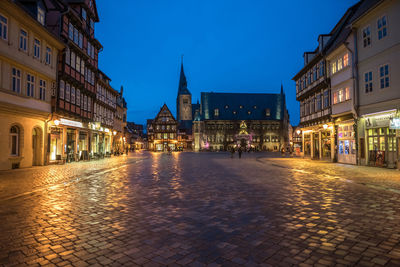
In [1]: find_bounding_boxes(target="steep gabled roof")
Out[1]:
[200,92,286,121]
[153,104,177,123]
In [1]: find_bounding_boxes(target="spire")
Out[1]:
[280,82,284,95]
[178,56,190,95]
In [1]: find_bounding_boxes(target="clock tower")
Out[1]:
[177,61,192,122]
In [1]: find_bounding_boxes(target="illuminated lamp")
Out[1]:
[113,131,117,136]
[54,119,60,126]
[323,124,328,130]
[296,130,301,135]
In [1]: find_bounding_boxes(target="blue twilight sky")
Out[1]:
[95,0,359,126]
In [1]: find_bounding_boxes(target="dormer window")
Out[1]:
[37,7,45,25]
[233,111,237,115]
[247,111,251,115]
[214,109,219,117]
[253,105,257,109]
[239,105,243,109]
[265,108,271,117]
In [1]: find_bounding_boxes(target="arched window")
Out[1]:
[10,126,19,156]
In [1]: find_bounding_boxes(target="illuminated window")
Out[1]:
[331,61,337,74]
[343,53,349,67]
[214,108,219,117]
[333,91,338,104]
[239,105,243,109]
[338,58,343,71]
[65,83,70,102]
[345,87,350,100]
[380,64,389,89]
[377,16,387,40]
[247,111,251,115]
[338,89,344,103]
[363,26,371,47]
[37,7,45,25]
[265,108,270,117]
[68,23,73,40]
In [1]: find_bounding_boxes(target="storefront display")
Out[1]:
[367,127,396,167]
[304,134,311,156]
[49,127,63,162]
[321,131,331,159]
[337,123,356,164]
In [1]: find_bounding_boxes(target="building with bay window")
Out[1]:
[0,0,64,170]
[43,0,102,162]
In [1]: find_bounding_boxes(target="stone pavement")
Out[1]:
[0,152,400,266]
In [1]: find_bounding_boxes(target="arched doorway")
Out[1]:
[32,127,42,166]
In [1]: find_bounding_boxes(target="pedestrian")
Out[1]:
[230,146,235,158]
[238,147,242,159]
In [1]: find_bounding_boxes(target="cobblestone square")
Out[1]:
[1,152,400,266]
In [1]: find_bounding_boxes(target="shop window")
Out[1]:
[10,126,19,156]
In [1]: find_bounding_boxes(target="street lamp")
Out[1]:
[54,119,60,126]
[296,130,301,135]
[323,124,328,130]
[113,131,117,136]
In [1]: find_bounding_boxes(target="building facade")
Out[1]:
[148,104,178,152]
[353,0,400,168]
[193,90,289,151]
[0,0,64,170]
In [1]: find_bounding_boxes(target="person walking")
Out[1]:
[238,147,242,159]
[230,146,235,158]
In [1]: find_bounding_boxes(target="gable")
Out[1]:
[154,105,177,123]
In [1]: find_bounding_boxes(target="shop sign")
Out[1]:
[389,118,400,129]
[60,118,83,128]
[365,114,393,128]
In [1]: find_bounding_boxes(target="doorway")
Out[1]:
[313,133,320,159]
[32,127,42,166]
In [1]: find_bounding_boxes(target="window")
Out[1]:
[307,72,311,85]
[68,23,73,40]
[183,99,188,104]
[88,97,91,112]
[19,29,27,52]
[319,61,324,77]
[76,56,81,72]
[12,68,21,93]
[45,47,51,65]
[338,58,343,71]
[59,80,65,99]
[73,27,78,44]
[71,51,75,69]
[265,108,270,117]
[338,89,344,103]
[377,16,387,40]
[82,8,87,21]
[81,60,85,74]
[0,14,7,40]
[310,97,315,113]
[90,19,94,29]
[331,61,337,74]
[79,33,83,48]
[87,43,91,57]
[39,80,46,101]
[65,83,70,102]
[343,53,349,67]
[214,108,219,117]
[380,64,389,89]
[71,86,75,104]
[363,26,371,47]
[345,87,350,100]
[84,95,87,110]
[27,74,35,97]
[65,48,70,65]
[365,71,373,93]
[37,7,45,25]
[34,39,41,59]
[10,126,19,156]
[323,90,329,108]
[313,66,317,81]
[316,93,322,111]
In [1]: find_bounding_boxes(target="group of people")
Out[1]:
[230,147,244,158]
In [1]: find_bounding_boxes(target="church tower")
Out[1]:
[176,59,192,122]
